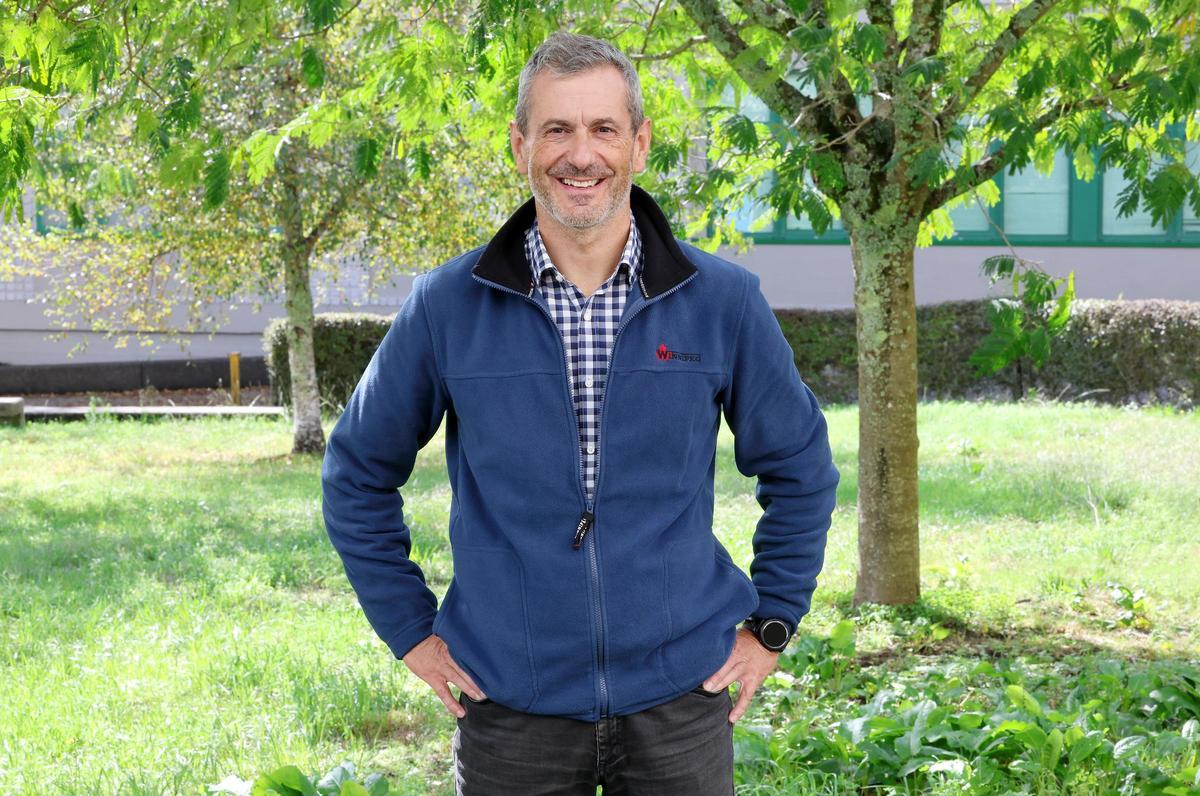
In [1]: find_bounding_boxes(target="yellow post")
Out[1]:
[229,352,241,406]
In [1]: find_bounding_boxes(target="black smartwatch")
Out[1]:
[742,615,793,652]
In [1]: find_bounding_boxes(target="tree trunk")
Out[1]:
[276,146,326,455]
[282,244,325,454]
[848,227,921,606]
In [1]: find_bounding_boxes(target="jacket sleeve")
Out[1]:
[720,270,841,635]
[320,272,449,661]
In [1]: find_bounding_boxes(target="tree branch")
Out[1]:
[276,0,368,41]
[638,0,666,56]
[629,35,709,62]
[676,0,839,143]
[933,0,1063,135]
[864,0,898,54]
[922,91,1110,216]
[732,0,801,37]
[302,179,361,253]
[907,0,946,63]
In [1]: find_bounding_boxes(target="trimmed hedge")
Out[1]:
[265,298,1200,412]
[263,312,396,413]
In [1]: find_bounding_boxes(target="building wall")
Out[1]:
[2,238,1197,366]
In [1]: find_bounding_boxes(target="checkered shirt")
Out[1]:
[524,212,643,505]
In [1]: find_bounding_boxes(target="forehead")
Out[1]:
[525,65,631,127]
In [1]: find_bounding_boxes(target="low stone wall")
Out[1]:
[0,356,270,395]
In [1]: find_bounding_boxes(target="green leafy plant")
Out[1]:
[208,760,393,796]
[1105,580,1152,630]
[969,255,1076,399]
[785,619,858,693]
[749,609,1200,793]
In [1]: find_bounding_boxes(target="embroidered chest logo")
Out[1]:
[655,342,701,363]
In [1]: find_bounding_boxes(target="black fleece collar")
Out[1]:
[471,183,697,300]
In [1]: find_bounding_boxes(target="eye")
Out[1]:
[597,126,616,133]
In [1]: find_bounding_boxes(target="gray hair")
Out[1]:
[514,31,644,136]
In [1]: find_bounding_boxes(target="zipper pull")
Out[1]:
[572,511,595,550]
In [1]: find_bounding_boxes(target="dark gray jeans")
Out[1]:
[451,685,735,795]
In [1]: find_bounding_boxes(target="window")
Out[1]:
[1183,139,1200,236]
[732,172,775,233]
[1004,149,1069,235]
[1099,131,1186,237]
[1101,163,1163,236]
[722,86,788,234]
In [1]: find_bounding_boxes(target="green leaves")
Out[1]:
[407,142,431,180]
[969,256,1076,379]
[1080,16,1119,59]
[647,141,684,173]
[235,129,283,184]
[253,765,319,796]
[769,623,1200,791]
[204,148,230,210]
[301,47,326,88]
[162,56,202,137]
[899,56,947,88]
[850,23,887,64]
[1143,162,1196,230]
[352,138,380,178]
[1005,685,1045,717]
[304,0,343,30]
[235,759,392,796]
[61,21,119,94]
[721,113,759,153]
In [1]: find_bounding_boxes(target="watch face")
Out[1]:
[760,619,790,649]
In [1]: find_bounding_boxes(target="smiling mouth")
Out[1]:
[555,176,607,191]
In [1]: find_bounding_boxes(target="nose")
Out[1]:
[564,128,599,174]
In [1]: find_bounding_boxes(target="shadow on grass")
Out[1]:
[718,447,1140,527]
[0,454,453,611]
[823,587,1197,668]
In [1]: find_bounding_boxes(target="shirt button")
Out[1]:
[587,443,596,454]
[585,377,593,387]
[583,309,592,320]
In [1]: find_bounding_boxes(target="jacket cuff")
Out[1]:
[750,595,800,637]
[386,616,437,661]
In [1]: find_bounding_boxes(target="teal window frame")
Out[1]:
[726,113,1198,248]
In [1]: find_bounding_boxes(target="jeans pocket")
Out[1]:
[689,684,726,698]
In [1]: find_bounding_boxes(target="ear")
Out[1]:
[632,117,652,174]
[510,120,528,176]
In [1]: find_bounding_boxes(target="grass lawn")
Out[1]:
[1,400,1197,794]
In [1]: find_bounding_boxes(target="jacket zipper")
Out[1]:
[470,271,605,713]
[470,266,699,718]
[567,267,698,718]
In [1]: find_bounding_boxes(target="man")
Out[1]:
[321,30,840,795]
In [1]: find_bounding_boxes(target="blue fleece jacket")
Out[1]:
[320,184,840,721]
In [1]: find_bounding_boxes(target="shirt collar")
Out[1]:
[525,212,643,289]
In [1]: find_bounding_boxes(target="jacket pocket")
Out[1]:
[715,541,758,602]
[659,536,761,693]
[433,544,538,712]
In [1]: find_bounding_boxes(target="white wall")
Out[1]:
[716,242,1200,310]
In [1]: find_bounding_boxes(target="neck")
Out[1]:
[535,204,631,296]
